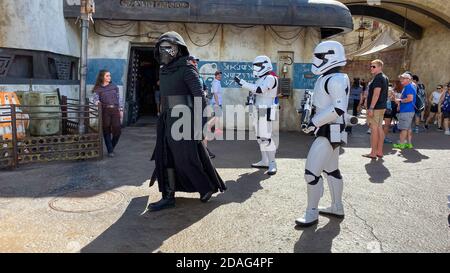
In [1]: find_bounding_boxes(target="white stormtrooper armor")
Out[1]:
[235,56,278,175]
[295,41,350,227]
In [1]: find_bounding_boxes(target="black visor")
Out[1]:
[253,60,268,67]
[314,50,335,60]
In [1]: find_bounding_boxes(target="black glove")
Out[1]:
[302,121,318,134]
[234,76,242,86]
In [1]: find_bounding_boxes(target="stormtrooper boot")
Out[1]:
[319,175,344,218]
[295,179,323,227]
[267,150,277,176]
[252,150,269,168]
[295,208,319,227]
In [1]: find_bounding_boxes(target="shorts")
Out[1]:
[213,105,223,117]
[384,109,393,119]
[443,111,450,119]
[397,112,415,130]
[430,104,439,113]
[367,109,385,127]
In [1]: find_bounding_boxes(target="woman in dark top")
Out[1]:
[92,70,123,158]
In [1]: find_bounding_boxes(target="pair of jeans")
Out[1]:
[102,107,121,153]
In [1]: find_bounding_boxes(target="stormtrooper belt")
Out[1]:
[316,123,345,148]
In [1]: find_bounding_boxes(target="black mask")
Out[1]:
[159,41,179,65]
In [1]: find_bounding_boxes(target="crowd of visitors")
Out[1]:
[348,59,449,158]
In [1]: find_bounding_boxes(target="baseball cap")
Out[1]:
[399,72,412,80]
[187,55,199,62]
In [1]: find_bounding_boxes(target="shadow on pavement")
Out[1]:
[294,217,344,253]
[398,149,430,163]
[0,123,444,199]
[364,159,392,184]
[81,169,270,253]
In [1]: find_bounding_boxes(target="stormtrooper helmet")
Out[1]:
[311,41,347,75]
[252,56,273,78]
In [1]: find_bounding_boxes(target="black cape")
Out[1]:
[150,36,226,195]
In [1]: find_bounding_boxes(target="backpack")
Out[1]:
[417,84,426,99]
[415,91,425,112]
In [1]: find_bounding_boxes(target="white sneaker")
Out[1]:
[367,128,371,134]
[318,204,345,218]
[445,131,450,136]
[295,209,319,227]
[267,161,277,175]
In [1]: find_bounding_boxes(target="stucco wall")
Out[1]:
[0,0,79,57]
[0,0,80,107]
[1,1,323,131]
[86,21,321,131]
[409,23,450,92]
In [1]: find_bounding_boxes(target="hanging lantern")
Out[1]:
[356,17,369,49]
[400,8,409,46]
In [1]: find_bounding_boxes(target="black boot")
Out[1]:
[148,168,176,212]
[206,147,216,159]
[200,191,214,203]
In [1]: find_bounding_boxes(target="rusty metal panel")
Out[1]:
[17,134,101,164]
[0,100,103,170]
[0,140,13,169]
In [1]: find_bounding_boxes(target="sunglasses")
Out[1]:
[370,65,377,69]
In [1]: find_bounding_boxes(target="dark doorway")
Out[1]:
[126,46,160,125]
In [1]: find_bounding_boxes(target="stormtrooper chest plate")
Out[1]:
[255,76,277,107]
[312,75,334,112]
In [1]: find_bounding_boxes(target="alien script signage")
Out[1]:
[119,0,190,9]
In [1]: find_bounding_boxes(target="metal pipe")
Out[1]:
[10,105,18,169]
[79,15,89,135]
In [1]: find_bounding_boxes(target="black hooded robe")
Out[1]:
[150,31,226,196]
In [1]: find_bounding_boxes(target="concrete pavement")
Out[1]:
[0,119,449,253]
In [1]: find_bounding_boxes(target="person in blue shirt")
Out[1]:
[393,73,416,149]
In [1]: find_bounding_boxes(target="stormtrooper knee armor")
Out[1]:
[295,41,350,227]
[235,56,278,175]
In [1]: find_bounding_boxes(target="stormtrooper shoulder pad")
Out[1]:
[324,74,350,95]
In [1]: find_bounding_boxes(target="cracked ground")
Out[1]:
[0,119,449,253]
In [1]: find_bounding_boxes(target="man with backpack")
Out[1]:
[412,75,426,133]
